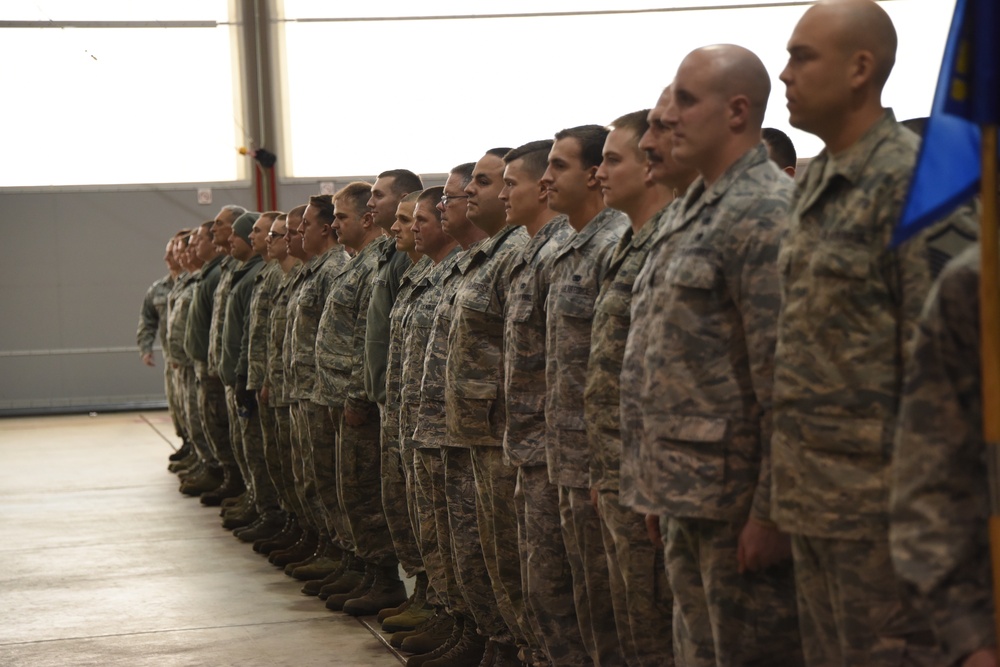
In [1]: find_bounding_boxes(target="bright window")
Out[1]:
[0,1,241,187]
[279,0,956,176]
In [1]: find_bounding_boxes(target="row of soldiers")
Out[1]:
[136,0,994,665]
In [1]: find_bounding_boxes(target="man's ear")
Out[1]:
[585,165,601,189]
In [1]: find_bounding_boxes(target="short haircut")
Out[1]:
[504,140,553,181]
[260,210,283,223]
[333,181,373,218]
[288,204,307,219]
[609,110,650,141]
[555,124,609,169]
[401,191,421,204]
[486,147,513,160]
[450,162,476,189]
[377,169,423,196]
[307,194,335,226]
[201,220,215,230]
[275,213,288,225]
[174,228,192,238]
[417,186,444,219]
[221,204,247,220]
[761,127,797,171]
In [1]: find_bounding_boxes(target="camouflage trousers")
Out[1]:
[165,362,187,441]
[224,386,251,488]
[663,516,804,667]
[380,406,424,577]
[443,446,507,638]
[288,401,326,534]
[414,447,460,610]
[180,364,213,464]
[517,464,589,666]
[791,535,941,667]
[238,401,280,512]
[596,491,673,667]
[300,402,349,550]
[471,446,534,649]
[336,402,395,566]
[195,363,235,470]
[268,405,305,517]
[560,484,626,667]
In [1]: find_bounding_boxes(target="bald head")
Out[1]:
[802,0,896,88]
[684,45,771,129]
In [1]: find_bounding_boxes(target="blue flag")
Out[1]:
[893,0,999,247]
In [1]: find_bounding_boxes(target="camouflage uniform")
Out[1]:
[889,245,993,665]
[546,207,628,666]
[445,224,528,647]
[365,240,411,406]
[502,215,574,663]
[585,210,674,667]
[219,255,264,503]
[314,237,393,565]
[167,271,211,463]
[409,248,466,614]
[414,241,489,631]
[139,274,185,440]
[184,254,232,470]
[223,254,275,514]
[771,111,971,666]
[287,244,349,546]
[244,262,284,512]
[633,145,802,666]
[384,254,434,581]
[209,256,243,474]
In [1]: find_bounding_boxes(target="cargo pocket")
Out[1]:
[450,379,498,440]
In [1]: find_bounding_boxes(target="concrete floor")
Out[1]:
[0,411,405,666]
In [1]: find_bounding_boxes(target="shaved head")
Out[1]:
[684,44,771,129]
[802,0,897,88]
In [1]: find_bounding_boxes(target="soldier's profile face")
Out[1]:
[780,8,852,136]
[300,204,327,255]
[465,154,506,227]
[333,201,366,252]
[211,211,234,247]
[268,220,288,260]
[390,200,417,254]
[500,159,543,226]
[368,177,398,228]
[413,201,445,255]
[596,127,646,212]
[541,137,594,216]
[440,173,471,239]
[250,217,270,256]
[664,55,729,171]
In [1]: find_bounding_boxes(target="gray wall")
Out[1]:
[0,180,332,415]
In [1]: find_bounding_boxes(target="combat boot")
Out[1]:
[380,571,428,622]
[168,440,192,462]
[269,530,318,567]
[221,505,258,530]
[255,515,299,554]
[221,490,250,510]
[290,540,341,581]
[235,509,286,542]
[318,553,366,600]
[423,621,486,667]
[325,563,375,611]
[199,468,245,506]
[283,534,331,576]
[342,564,408,616]
[178,464,224,496]
[302,554,351,596]
[404,614,462,665]
[168,448,199,473]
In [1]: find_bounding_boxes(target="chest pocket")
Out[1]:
[458,283,492,314]
[554,284,595,319]
[509,294,534,323]
[665,254,720,290]
[809,241,872,281]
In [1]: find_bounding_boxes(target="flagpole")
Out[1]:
[980,124,1000,646]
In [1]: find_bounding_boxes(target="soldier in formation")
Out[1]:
[148,1,988,664]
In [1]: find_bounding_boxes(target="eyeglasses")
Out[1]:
[440,194,470,207]
[267,231,286,240]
